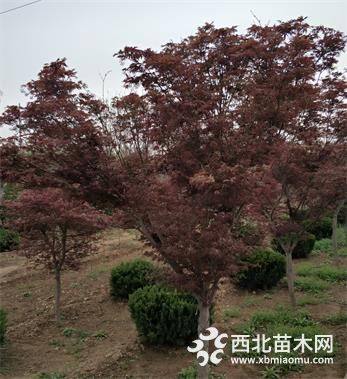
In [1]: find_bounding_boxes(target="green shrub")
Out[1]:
[0,227,19,252]
[313,227,347,254]
[273,233,315,259]
[337,203,346,225]
[303,217,332,240]
[235,249,285,290]
[292,233,316,258]
[128,285,198,346]
[110,259,156,299]
[0,308,7,345]
[0,183,19,225]
[312,238,332,253]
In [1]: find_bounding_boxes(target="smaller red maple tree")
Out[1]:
[260,141,346,307]
[6,188,109,321]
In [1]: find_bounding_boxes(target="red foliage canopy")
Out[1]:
[6,188,109,271]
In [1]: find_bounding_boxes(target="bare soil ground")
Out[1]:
[0,229,346,379]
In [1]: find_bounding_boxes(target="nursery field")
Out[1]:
[0,228,346,379]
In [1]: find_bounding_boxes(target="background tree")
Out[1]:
[259,143,340,307]
[242,18,346,307]
[6,188,109,321]
[0,59,109,202]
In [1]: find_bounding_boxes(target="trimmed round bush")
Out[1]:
[128,285,198,346]
[110,259,156,299]
[292,233,316,258]
[303,217,332,240]
[274,233,316,259]
[0,308,7,345]
[337,203,346,225]
[0,227,19,253]
[235,249,286,290]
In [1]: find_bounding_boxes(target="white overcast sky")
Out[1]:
[0,0,346,137]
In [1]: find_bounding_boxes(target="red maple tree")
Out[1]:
[6,188,109,321]
[259,142,346,307]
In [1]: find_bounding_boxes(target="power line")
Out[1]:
[0,0,43,15]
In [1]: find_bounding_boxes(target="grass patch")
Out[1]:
[321,313,347,326]
[177,366,197,379]
[177,365,225,378]
[234,307,333,376]
[337,247,347,256]
[261,366,281,379]
[61,328,90,357]
[87,266,109,279]
[294,277,330,293]
[49,339,65,348]
[296,263,347,283]
[247,307,314,328]
[62,327,90,340]
[222,307,241,321]
[297,294,326,306]
[37,373,65,379]
[242,295,259,307]
[92,330,108,340]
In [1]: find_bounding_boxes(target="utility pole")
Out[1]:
[99,70,112,102]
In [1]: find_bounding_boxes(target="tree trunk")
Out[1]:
[332,200,345,256]
[197,300,210,379]
[0,179,4,202]
[55,269,62,322]
[332,211,338,255]
[285,251,296,308]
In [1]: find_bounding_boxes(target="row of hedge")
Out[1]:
[110,250,287,301]
[109,253,287,345]
[110,258,198,345]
